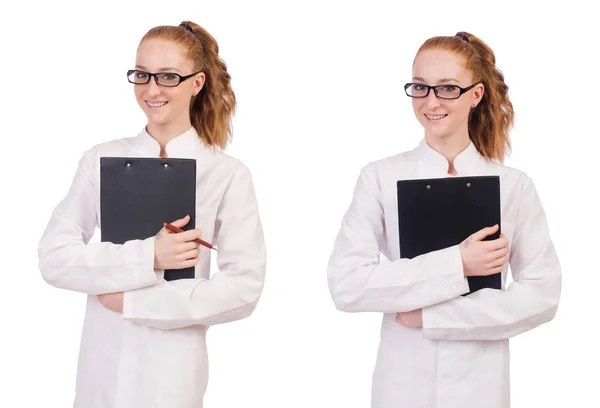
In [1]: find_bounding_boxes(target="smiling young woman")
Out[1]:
[128,22,236,154]
[38,21,266,408]
[327,32,561,408]
[406,31,514,169]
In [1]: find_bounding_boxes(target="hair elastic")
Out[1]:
[180,23,194,33]
[456,33,470,43]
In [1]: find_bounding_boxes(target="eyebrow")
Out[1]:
[135,65,181,72]
[412,77,460,84]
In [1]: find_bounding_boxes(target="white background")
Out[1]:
[1,1,598,407]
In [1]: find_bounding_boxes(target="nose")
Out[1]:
[424,89,442,110]
[145,77,162,97]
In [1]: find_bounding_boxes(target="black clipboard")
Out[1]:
[397,176,501,295]
[100,157,197,281]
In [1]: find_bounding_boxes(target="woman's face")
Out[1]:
[411,49,483,143]
[134,39,204,132]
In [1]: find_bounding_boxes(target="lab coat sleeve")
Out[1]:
[122,163,266,330]
[37,150,163,295]
[327,165,470,314]
[421,175,562,340]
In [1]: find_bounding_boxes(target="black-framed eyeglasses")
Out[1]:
[404,82,480,100]
[127,69,202,87]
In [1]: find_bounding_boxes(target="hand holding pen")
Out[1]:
[153,215,218,271]
[162,221,218,252]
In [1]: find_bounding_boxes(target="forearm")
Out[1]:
[123,254,266,330]
[329,244,470,313]
[422,264,561,340]
[39,211,162,295]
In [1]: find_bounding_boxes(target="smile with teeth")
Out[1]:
[146,101,168,108]
[425,114,448,120]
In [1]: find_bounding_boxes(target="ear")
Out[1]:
[472,83,484,107]
[192,72,206,96]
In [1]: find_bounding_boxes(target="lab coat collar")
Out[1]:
[135,126,205,158]
[415,138,483,175]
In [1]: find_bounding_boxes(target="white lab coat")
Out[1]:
[38,127,266,408]
[327,139,561,408]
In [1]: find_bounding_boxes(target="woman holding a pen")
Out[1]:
[38,21,266,408]
[327,32,561,408]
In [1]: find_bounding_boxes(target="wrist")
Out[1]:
[153,241,160,270]
[458,246,467,277]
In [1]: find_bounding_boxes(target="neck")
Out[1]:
[146,120,193,151]
[424,132,470,175]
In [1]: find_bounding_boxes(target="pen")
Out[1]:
[162,222,219,252]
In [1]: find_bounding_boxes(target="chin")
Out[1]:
[426,129,451,139]
[421,123,448,139]
[144,110,171,126]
